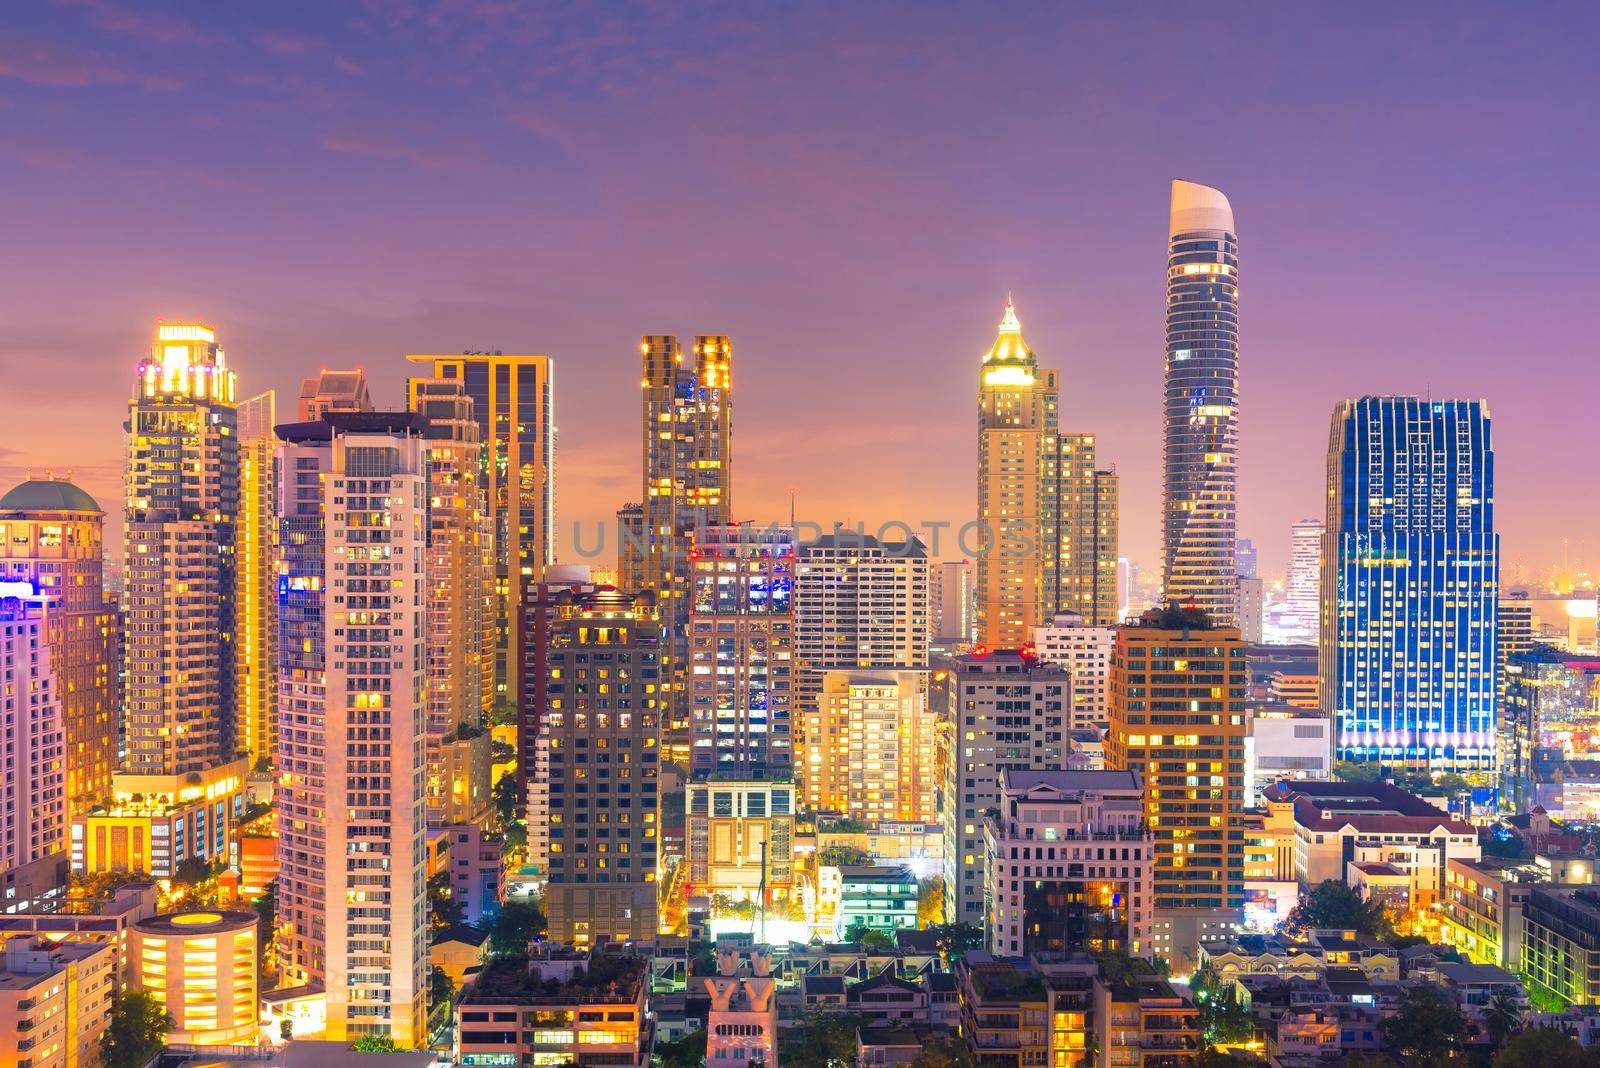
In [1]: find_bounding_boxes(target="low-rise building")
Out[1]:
[455,949,651,1068]
[1093,967,1201,1068]
[444,823,503,927]
[1246,705,1330,803]
[430,924,489,988]
[856,1026,932,1068]
[1439,856,1537,969]
[70,759,248,879]
[982,769,1152,958]
[705,946,778,1068]
[836,865,918,936]
[129,909,260,1047]
[1523,886,1600,1009]
[846,969,929,1027]
[0,936,116,1068]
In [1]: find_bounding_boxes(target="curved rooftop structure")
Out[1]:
[0,477,103,514]
[981,296,1035,367]
[1170,179,1234,235]
[132,909,259,936]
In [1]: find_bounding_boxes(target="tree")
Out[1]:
[655,1028,707,1068]
[173,856,212,885]
[816,845,871,867]
[490,698,517,727]
[780,1012,867,1068]
[1332,760,1383,784]
[429,966,455,1014]
[428,871,464,929]
[279,1018,294,1042]
[1493,1027,1600,1068]
[1285,879,1394,939]
[100,991,173,1068]
[253,878,279,980]
[1484,987,1525,1050]
[925,921,984,960]
[351,1035,399,1052]
[910,1036,972,1068]
[844,923,894,950]
[490,899,546,955]
[917,876,946,927]
[1191,964,1253,1044]
[493,774,520,825]
[1193,1049,1251,1068]
[502,822,528,852]
[1380,985,1465,1062]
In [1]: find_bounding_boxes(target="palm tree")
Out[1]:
[1484,986,1523,1048]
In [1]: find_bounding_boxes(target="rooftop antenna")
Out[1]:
[789,487,796,531]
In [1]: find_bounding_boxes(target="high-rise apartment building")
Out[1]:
[276,411,430,1045]
[685,525,796,899]
[1234,539,1257,579]
[541,588,662,946]
[407,353,554,701]
[1286,519,1322,642]
[0,586,67,892]
[938,649,1071,924]
[0,476,116,821]
[1031,613,1115,732]
[931,559,976,646]
[1162,180,1240,625]
[410,378,495,826]
[809,669,937,824]
[637,335,733,767]
[1323,398,1498,773]
[795,532,929,792]
[237,391,278,770]
[616,502,645,590]
[1052,435,1119,626]
[1236,575,1264,643]
[1106,614,1247,973]
[124,320,240,774]
[976,300,1058,648]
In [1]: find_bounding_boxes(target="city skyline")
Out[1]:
[2,6,1596,582]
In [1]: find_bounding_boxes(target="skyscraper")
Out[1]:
[1106,612,1247,973]
[0,476,115,822]
[1286,519,1322,642]
[931,559,975,646]
[124,320,240,774]
[977,299,1058,647]
[541,588,662,946]
[237,391,278,771]
[406,353,555,701]
[0,584,67,899]
[410,378,496,826]
[638,334,733,766]
[1051,434,1120,626]
[685,524,796,900]
[1162,180,1240,624]
[1323,398,1499,773]
[276,411,430,1045]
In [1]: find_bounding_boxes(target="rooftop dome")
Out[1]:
[0,478,103,514]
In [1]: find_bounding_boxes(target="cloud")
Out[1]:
[257,30,323,57]
[318,128,480,171]
[0,36,183,91]
[53,0,222,46]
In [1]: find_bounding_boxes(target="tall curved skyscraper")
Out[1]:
[1162,180,1239,623]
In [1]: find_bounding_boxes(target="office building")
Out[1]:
[931,559,975,646]
[1286,519,1322,643]
[976,298,1058,648]
[0,936,115,1068]
[1031,613,1115,732]
[0,475,115,823]
[939,649,1070,924]
[297,368,371,420]
[1105,613,1247,972]
[1162,180,1240,625]
[124,319,239,775]
[129,910,259,1046]
[410,378,495,826]
[1237,575,1263,643]
[0,586,67,893]
[1052,434,1120,626]
[541,588,662,946]
[983,769,1152,958]
[407,352,555,701]
[810,669,937,824]
[456,951,651,1068]
[276,411,430,1045]
[1500,648,1600,814]
[1323,398,1498,773]
[236,390,278,770]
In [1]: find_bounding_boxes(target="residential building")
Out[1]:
[1235,540,1257,579]
[939,649,1071,924]
[956,956,1050,1067]
[1267,672,1319,710]
[1054,434,1119,627]
[0,936,115,1068]
[1286,519,1322,642]
[0,587,66,902]
[1162,180,1240,626]
[836,865,918,936]
[1105,614,1248,973]
[541,588,662,946]
[1523,886,1600,1009]
[410,378,495,826]
[236,391,278,771]
[455,951,651,1068]
[445,822,504,927]
[983,769,1153,958]
[275,411,430,1045]
[407,352,555,702]
[1237,575,1263,643]
[296,368,371,420]
[932,559,975,646]
[1031,613,1115,731]
[1440,857,1536,969]
[1261,780,1481,908]
[129,910,259,1046]
[124,319,239,775]
[1323,397,1499,773]
[1093,967,1202,1068]
[0,475,116,822]
[429,924,488,988]
[810,670,937,824]
[705,947,778,1068]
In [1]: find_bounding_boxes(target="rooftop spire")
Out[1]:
[999,294,1021,334]
[982,294,1034,370]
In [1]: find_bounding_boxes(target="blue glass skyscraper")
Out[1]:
[1322,397,1499,772]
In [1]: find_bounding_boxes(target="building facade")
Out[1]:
[1031,613,1115,732]
[1286,519,1322,643]
[0,477,116,823]
[130,910,260,1046]
[0,937,115,1068]
[1323,397,1498,773]
[932,559,975,646]
[237,390,278,771]
[810,670,937,824]
[1162,180,1240,625]
[1105,617,1247,972]
[1053,434,1120,627]
[0,587,67,890]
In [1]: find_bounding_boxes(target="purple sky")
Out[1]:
[2,2,1596,581]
